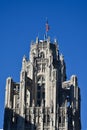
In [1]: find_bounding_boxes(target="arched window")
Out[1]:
[37,75,45,106]
[40,52,45,58]
[37,76,45,84]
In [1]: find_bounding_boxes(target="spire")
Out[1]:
[22,55,27,70]
[36,36,39,44]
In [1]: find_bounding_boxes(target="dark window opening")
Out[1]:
[42,64,46,72]
[37,85,41,91]
[42,92,45,99]
[42,76,45,81]
[47,115,50,123]
[25,115,29,123]
[16,103,19,108]
[37,100,41,106]
[40,52,45,58]
[66,95,69,101]
[42,83,45,88]
[37,92,41,99]
[43,115,46,123]
[59,116,61,123]
[37,64,41,73]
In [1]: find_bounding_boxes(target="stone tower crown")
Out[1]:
[3,35,81,130]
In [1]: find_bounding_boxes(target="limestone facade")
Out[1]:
[3,37,81,130]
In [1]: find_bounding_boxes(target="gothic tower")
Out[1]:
[3,35,81,130]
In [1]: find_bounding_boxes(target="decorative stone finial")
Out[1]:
[36,36,39,44]
[60,54,64,61]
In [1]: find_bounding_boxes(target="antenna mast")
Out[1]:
[45,18,50,39]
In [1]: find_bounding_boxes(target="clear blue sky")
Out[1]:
[0,0,87,129]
